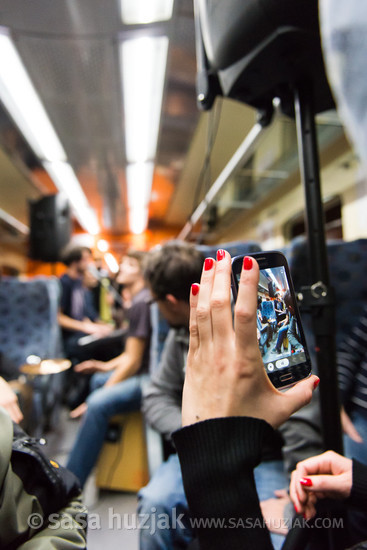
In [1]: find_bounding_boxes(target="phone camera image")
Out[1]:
[232,251,312,389]
[255,266,305,372]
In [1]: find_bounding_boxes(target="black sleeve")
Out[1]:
[343,460,367,548]
[350,459,367,505]
[173,417,275,550]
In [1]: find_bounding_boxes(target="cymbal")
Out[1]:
[20,358,71,375]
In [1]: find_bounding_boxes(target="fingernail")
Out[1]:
[243,256,253,270]
[191,283,199,296]
[313,378,320,389]
[294,504,299,514]
[300,477,313,487]
[204,258,214,271]
[217,249,225,261]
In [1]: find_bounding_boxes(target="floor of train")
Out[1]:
[46,408,139,549]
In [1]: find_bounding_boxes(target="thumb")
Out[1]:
[283,375,319,416]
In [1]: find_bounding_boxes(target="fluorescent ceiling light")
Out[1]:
[126,162,154,234]
[97,239,109,252]
[104,252,119,273]
[121,35,168,163]
[120,0,174,24]
[0,29,66,162]
[129,207,149,235]
[126,162,154,209]
[43,161,100,235]
[0,30,99,237]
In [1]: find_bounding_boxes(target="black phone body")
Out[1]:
[231,251,312,389]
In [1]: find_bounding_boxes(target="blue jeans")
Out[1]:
[66,372,148,487]
[274,325,289,352]
[343,409,367,465]
[138,454,287,550]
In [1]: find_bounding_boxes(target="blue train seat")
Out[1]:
[0,276,64,435]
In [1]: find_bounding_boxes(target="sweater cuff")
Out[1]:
[173,416,276,470]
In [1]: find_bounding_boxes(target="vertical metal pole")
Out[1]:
[294,82,343,454]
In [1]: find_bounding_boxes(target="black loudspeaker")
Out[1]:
[268,280,276,298]
[29,194,71,262]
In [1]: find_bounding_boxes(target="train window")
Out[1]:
[285,197,343,241]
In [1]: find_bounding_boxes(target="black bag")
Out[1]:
[11,423,82,518]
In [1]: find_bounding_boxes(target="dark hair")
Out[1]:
[144,241,204,302]
[61,246,91,267]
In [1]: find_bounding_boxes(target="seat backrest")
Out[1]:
[197,240,261,259]
[283,237,367,344]
[0,277,63,371]
[261,300,276,322]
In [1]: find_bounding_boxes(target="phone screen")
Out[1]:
[232,252,311,388]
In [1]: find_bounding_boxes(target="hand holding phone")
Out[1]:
[231,251,312,389]
[182,249,318,428]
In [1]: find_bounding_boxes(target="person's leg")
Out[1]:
[343,409,367,465]
[273,325,288,353]
[66,375,142,487]
[254,459,288,550]
[138,454,193,550]
[89,371,111,392]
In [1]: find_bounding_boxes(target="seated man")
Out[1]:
[138,244,288,550]
[59,245,115,408]
[66,251,151,487]
[58,245,113,363]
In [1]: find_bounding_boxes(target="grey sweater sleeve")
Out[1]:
[142,329,186,439]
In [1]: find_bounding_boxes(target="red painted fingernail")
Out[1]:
[243,256,253,270]
[314,378,320,389]
[217,249,225,261]
[191,283,199,296]
[300,477,313,487]
[294,504,299,514]
[204,258,214,271]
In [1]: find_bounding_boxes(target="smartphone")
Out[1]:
[231,251,312,389]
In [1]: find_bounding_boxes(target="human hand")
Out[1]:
[74,359,109,374]
[0,376,23,423]
[182,250,319,428]
[96,323,114,336]
[82,321,112,336]
[69,401,88,419]
[341,406,363,443]
[260,489,290,535]
[289,450,353,519]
